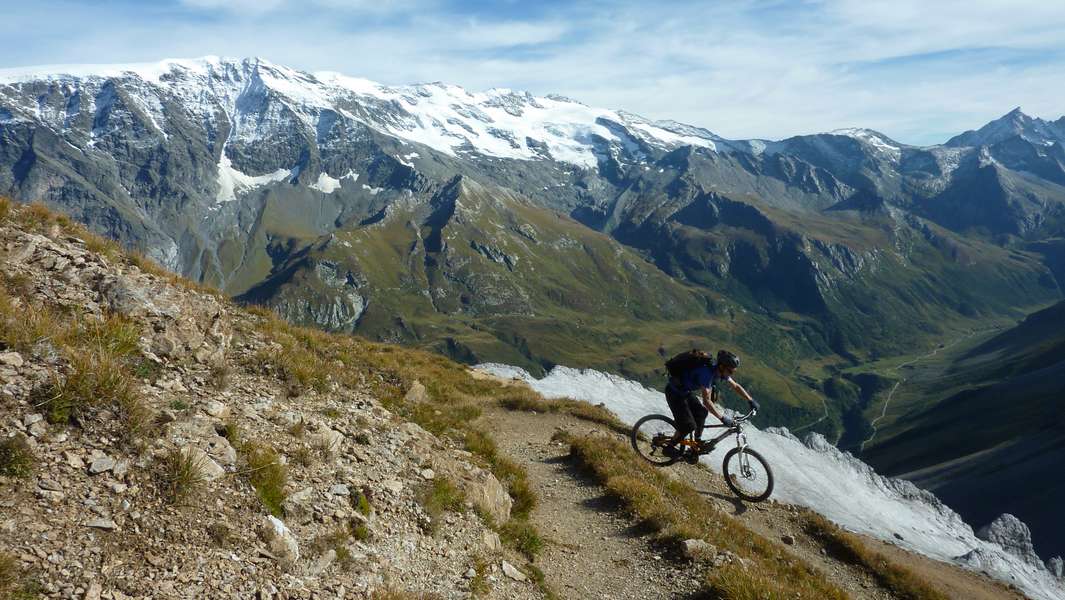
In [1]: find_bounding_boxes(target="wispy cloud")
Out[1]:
[2,0,1063,145]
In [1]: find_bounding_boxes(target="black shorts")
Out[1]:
[664,385,708,438]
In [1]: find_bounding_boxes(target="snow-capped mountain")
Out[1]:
[947,107,1065,148]
[0,56,719,172]
[475,363,1065,600]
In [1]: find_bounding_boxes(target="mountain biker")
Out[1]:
[663,349,757,458]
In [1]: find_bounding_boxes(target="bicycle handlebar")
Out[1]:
[735,407,757,423]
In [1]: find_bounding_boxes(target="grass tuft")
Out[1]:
[243,442,288,517]
[158,447,207,503]
[208,362,230,390]
[419,477,466,533]
[290,445,315,467]
[32,350,151,439]
[463,429,536,518]
[499,519,544,560]
[310,523,365,562]
[0,551,42,599]
[0,435,35,478]
[497,389,628,434]
[2,273,152,443]
[222,419,242,448]
[206,522,232,547]
[355,490,373,516]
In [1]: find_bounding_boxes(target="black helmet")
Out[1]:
[717,350,740,369]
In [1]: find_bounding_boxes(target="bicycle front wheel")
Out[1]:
[630,414,680,466]
[722,447,774,502]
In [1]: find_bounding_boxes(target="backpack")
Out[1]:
[665,349,713,380]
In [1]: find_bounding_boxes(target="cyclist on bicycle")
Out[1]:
[663,349,757,458]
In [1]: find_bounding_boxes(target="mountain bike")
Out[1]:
[630,407,774,502]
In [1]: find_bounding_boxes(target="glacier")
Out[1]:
[476,363,1065,600]
[0,56,723,174]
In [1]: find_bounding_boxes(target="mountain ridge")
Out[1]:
[3,59,1065,565]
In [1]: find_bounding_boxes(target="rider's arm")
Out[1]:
[727,378,755,404]
[701,387,725,420]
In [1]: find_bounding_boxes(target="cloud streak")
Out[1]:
[2,0,1063,145]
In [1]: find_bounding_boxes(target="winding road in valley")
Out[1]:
[859,328,998,452]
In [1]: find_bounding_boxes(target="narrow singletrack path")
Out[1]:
[480,408,701,599]
[479,399,1024,600]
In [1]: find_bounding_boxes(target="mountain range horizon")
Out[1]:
[3,53,1065,573]
[2,55,1061,149]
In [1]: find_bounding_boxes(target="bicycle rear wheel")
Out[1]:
[630,414,680,466]
[722,447,774,502]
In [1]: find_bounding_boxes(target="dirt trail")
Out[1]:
[480,405,1025,600]
[482,409,701,599]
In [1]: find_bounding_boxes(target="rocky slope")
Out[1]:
[0,201,542,599]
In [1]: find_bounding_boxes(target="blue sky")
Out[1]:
[3,0,1064,145]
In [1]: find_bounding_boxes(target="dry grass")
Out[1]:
[463,429,536,519]
[565,432,851,600]
[310,523,364,562]
[290,445,315,467]
[2,272,152,442]
[0,435,35,478]
[497,388,628,434]
[801,511,950,600]
[0,286,66,353]
[31,349,150,438]
[0,551,42,599]
[158,447,208,504]
[418,476,466,533]
[208,362,230,390]
[242,442,288,517]
[221,419,242,448]
[499,518,544,560]
[80,229,123,261]
[206,522,233,547]
[287,417,307,438]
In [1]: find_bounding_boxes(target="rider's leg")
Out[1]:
[689,394,709,441]
[663,386,695,448]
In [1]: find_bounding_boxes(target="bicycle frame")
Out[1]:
[678,407,756,454]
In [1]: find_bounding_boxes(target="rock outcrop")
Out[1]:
[977,513,1044,567]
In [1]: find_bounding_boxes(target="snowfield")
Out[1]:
[476,363,1065,600]
[0,56,722,172]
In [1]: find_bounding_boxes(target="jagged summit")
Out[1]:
[0,55,721,170]
[946,107,1065,148]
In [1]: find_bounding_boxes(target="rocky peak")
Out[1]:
[976,513,1044,567]
[946,108,1065,148]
